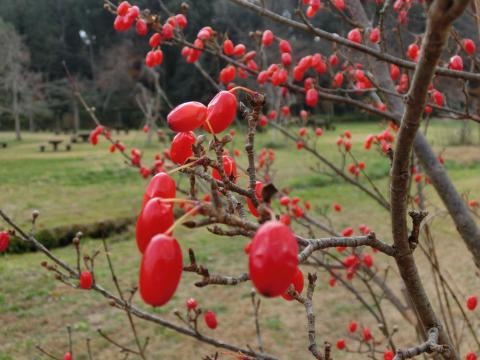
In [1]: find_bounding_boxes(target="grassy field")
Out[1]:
[0,120,479,359]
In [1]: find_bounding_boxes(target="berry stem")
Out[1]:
[228,86,258,96]
[167,159,201,175]
[160,198,200,205]
[165,205,202,235]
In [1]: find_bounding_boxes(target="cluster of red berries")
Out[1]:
[279,195,311,221]
[336,321,393,355]
[113,1,188,67]
[364,123,398,154]
[336,129,353,152]
[89,125,159,178]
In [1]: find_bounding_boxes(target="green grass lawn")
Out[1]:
[0,119,479,359]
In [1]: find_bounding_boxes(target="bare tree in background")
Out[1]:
[0,18,38,140]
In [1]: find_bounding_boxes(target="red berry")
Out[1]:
[175,14,187,29]
[363,254,373,268]
[212,155,237,182]
[336,339,346,350]
[329,54,338,66]
[343,254,359,268]
[219,65,236,84]
[148,33,162,49]
[127,5,139,20]
[142,172,176,208]
[139,234,183,306]
[136,198,174,253]
[0,231,10,253]
[281,268,304,300]
[249,221,299,297]
[306,88,318,107]
[262,30,274,47]
[348,320,357,332]
[449,55,463,71]
[370,28,380,43]
[466,352,477,360]
[167,101,207,132]
[315,128,323,136]
[170,131,196,164]
[432,90,444,107]
[280,196,290,206]
[342,227,353,236]
[233,44,246,56]
[117,1,130,16]
[362,327,373,341]
[329,277,336,287]
[63,352,72,360]
[90,131,99,146]
[279,39,292,53]
[204,91,237,134]
[300,110,308,120]
[390,64,400,81]
[333,203,342,212]
[247,181,264,217]
[223,40,234,55]
[280,214,291,226]
[334,0,345,10]
[186,298,197,310]
[145,51,156,67]
[384,350,394,360]
[467,295,478,311]
[153,50,164,65]
[136,19,148,36]
[463,39,476,55]
[347,28,362,43]
[259,115,268,127]
[161,23,173,39]
[204,310,218,329]
[334,72,344,87]
[407,43,419,61]
[80,271,93,289]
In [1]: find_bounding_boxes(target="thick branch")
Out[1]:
[390,2,468,359]
[394,327,449,360]
[298,232,395,262]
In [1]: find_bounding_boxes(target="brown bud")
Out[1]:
[54,274,61,280]
[109,299,116,307]
[221,134,232,144]
[32,209,40,219]
[41,261,48,267]
[72,237,80,245]
[181,2,189,12]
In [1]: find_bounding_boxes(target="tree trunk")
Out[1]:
[13,80,21,141]
[28,110,35,132]
[73,98,80,134]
